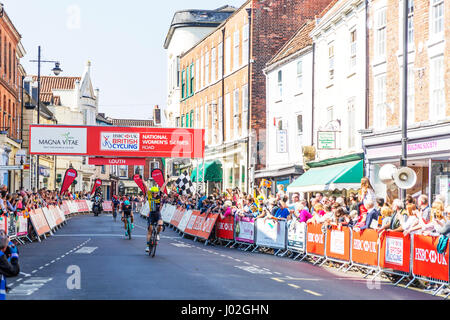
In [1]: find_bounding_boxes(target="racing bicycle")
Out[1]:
[148,222,165,258]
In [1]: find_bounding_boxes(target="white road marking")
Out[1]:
[271,278,285,283]
[170,243,192,248]
[235,266,273,275]
[8,277,53,296]
[75,247,98,254]
[288,284,301,289]
[20,272,31,277]
[303,289,322,296]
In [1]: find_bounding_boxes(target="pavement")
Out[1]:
[5,213,444,300]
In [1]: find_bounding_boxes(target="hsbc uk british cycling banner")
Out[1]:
[29,125,205,159]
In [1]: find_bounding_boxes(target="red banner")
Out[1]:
[60,168,77,195]
[306,223,326,257]
[133,174,147,194]
[216,215,234,240]
[412,234,449,282]
[379,231,411,273]
[91,179,102,195]
[102,201,113,212]
[88,157,146,166]
[151,168,167,194]
[30,125,205,159]
[351,229,379,267]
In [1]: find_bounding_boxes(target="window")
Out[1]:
[175,117,180,128]
[208,103,212,141]
[204,103,208,138]
[200,54,204,88]
[212,101,218,144]
[233,29,240,70]
[407,0,414,45]
[327,106,334,123]
[233,88,240,138]
[375,8,387,58]
[430,56,445,120]
[134,165,144,176]
[347,98,356,148]
[181,115,184,128]
[181,69,185,99]
[190,110,194,128]
[431,0,444,36]
[218,42,223,79]
[205,50,209,85]
[176,57,180,88]
[211,47,216,83]
[242,24,249,64]
[196,105,200,128]
[297,114,303,135]
[407,65,415,124]
[374,74,387,129]
[119,165,128,178]
[242,84,248,137]
[218,98,223,143]
[150,161,160,176]
[186,113,189,128]
[328,42,335,79]
[225,93,231,141]
[195,59,200,92]
[349,30,357,70]
[277,70,283,99]
[296,60,303,91]
[225,37,231,74]
[189,64,194,95]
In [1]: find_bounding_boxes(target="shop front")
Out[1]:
[287,154,364,200]
[255,165,304,196]
[363,122,450,205]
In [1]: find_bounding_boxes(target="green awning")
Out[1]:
[191,161,223,182]
[287,160,363,193]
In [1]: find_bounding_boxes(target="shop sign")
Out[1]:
[317,131,337,150]
[277,130,288,153]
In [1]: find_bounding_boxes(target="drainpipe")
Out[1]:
[365,0,369,130]
[246,7,252,193]
[311,43,316,147]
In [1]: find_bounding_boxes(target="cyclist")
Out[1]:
[121,199,134,237]
[112,195,120,220]
[146,186,163,253]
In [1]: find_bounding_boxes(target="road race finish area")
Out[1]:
[29,125,205,158]
[7,214,438,300]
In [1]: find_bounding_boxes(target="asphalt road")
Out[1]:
[5,213,441,300]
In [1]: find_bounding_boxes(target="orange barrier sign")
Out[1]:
[170,207,185,228]
[351,229,379,267]
[29,208,51,236]
[325,225,351,262]
[196,213,219,240]
[184,210,200,236]
[306,223,325,257]
[412,234,449,282]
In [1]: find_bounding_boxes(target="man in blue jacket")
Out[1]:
[0,231,20,300]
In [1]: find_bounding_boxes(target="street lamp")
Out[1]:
[30,46,62,190]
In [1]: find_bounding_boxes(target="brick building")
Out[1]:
[362,0,450,204]
[179,0,334,193]
[0,7,25,190]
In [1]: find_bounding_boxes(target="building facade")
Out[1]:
[363,0,450,205]
[0,9,25,191]
[179,0,334,193]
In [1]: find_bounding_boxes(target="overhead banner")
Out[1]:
[60,168,78,195]
[29,125,205,159]
[88,157,146,166]
[91,179,102,195]
[151,168,167,194]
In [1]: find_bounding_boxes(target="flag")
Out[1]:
[60,168,78,195]
[91,179,102,195]
[133,174,147,194]
[175,171,196,196]
[151,168,167,194]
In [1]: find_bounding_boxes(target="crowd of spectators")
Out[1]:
[160,178,450,240]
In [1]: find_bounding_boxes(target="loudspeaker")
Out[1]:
[393,167,417,190]
[378,165,417,190]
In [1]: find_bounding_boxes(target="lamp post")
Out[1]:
[30,46,62,190]
[400,0,409,202]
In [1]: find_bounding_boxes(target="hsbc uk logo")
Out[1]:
[415,248,448,265]
[307,233,324,244]
[101,132,140,151]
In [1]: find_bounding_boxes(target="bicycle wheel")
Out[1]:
[150,226,157,257]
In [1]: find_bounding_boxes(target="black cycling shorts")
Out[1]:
[147,211,162,227]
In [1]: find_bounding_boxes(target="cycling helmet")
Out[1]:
[150,186,159,193]
[124,200,130,205]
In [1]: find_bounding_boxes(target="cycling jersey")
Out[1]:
[147,191,161,213]
[122,204,132,216]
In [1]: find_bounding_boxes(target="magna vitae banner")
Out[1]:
[29,125,205,159]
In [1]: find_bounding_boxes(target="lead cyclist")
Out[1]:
[145,182,168,253]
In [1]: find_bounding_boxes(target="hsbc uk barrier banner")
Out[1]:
[412,234,449,282]
[287,220,306,253]
[30,125,205,159]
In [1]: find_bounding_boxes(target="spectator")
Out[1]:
[417,195,431,223]
[347,210,359,228]
[358,177,376,210]
[358,199,379,231]
[391,203,418,235]
[0,230,20,300]
[273,200,290,220]
[377,205,394,232]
